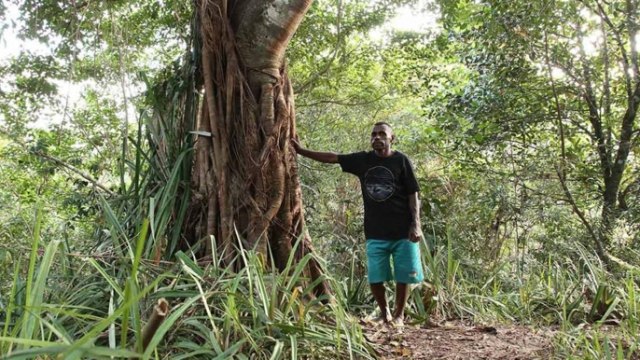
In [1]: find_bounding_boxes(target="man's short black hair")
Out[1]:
[373,121,392,128]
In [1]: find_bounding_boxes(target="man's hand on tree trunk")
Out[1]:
[291,137,302,153]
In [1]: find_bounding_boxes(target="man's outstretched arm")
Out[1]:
[292,138,339,164]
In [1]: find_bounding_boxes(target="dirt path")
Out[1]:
[362,320,554,359]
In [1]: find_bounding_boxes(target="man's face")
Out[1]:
[370,124,393,151]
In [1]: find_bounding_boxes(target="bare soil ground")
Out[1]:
[362,320,554,359]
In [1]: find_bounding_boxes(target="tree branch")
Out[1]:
[32,149,116,195]
[294,0,344,94]
[234,0,314,71]
[587,0,634,98]
[555,167,612,269]
[545,27,611,268]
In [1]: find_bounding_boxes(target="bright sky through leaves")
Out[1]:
[0,1,440,130]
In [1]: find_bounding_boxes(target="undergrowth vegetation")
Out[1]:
[1,210,372,359]
[2,105,640,357]
[2,196,639,358]
[3,0,640,359]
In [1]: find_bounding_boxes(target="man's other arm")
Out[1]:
[292,138,339,164]
[408,192,423,242]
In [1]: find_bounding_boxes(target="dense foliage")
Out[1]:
[1,0,639,358]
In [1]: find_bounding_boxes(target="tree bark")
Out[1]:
[597,0,640,249]
[190,0,329,297]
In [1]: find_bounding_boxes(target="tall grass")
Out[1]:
[3,165,639,359]
[0,206,374,359]
[403,225,640,358]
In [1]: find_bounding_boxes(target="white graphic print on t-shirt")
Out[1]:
[364,166,396,202]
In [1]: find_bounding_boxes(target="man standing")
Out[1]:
[293,122,424,326]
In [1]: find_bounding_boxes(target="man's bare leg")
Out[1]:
[392,283,410,325]
[370,283,390,322]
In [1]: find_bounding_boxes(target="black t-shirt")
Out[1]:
[338,151,420,240]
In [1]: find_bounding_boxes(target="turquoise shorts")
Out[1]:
[366,239,424,284]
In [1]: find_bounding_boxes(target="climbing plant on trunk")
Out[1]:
[184,0,329,296]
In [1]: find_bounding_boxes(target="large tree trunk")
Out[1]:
[189,0,329,297]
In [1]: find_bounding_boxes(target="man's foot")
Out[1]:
[362,309,392,326]
[390,316,404,329]
[374,310,392,325]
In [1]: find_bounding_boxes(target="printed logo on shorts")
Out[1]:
[364,166,395,202]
